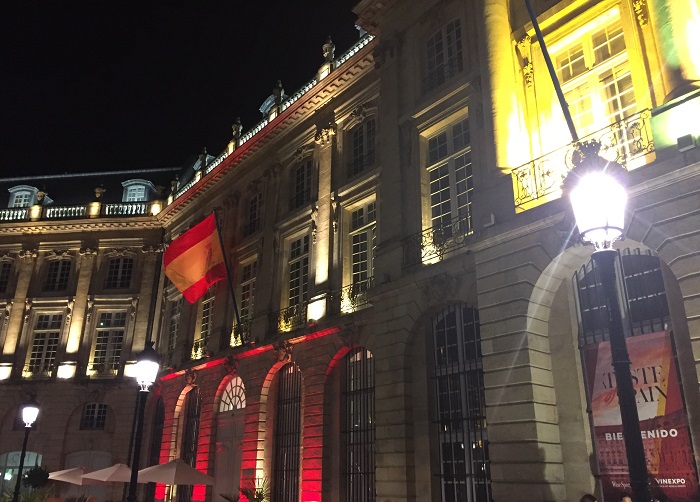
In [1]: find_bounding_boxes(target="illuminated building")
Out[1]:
[3,1,700,501]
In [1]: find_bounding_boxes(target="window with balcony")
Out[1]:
[192,288,214,360]
[91,311,126,376]
[243,192,264,237]
[432,305,491,502]
[427,117,473,239]
[0,262,13,293]
[26,313,63,377]
[350,201,376,290]
[423,19,463,94]
[554,9,636,151]
[240,261,257,321]
[348,118,377,178]
[104,257,134,289]
[165,296,183,366]
[288,236,309,307]
[290,159,312,210]
[80,403,109,430]
[44,259,71,292]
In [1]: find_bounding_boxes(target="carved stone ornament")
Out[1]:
[19,249,37,260]
[142,245,164,254]
[184,368,198,386]
[516,35,534,88]
[350,104,367,123]
[272,340,293,363]
[86,298,94,324]
[423,274,460,306]
[264,163,283,180]
[79,247,98,256]
[223,191,241,211]
[331,193,340,233]
[247,179,264,194]
[65,298,75,323]
[0,250,16,260]
[292,144,315,164]
[3,301,12,325]
[314,122,337,146]
[633,0,648,27]
[338,323,360,348]
[46,249,73,259]
[224,355,239,375]
[311,204,319,244]
[373,39,395,70]
[130,297,139,319]
[23,299,32,325]
[105,248,136,258]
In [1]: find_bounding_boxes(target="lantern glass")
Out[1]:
[569,171,627,251]
[22,402,39,427]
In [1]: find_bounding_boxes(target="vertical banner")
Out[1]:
[583,331,698,501]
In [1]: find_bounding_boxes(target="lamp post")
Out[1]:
[565,141,652,502]
[12,397,40,502]
[127,341,160,502]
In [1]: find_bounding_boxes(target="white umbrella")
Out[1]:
[48,467,102,485]
[138,459,214,485]
[81,463,136,483]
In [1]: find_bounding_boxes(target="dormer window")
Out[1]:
[8,185,38,208]
[121,179,154,203]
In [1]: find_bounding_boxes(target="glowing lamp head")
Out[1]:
[134,341,160,391]
[564,141,628,252]
[22,397,40,427]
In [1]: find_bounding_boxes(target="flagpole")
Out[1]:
[213,210,242,332]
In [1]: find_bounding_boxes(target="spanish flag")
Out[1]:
[164,213,227,303]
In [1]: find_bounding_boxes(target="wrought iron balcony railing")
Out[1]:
[402,214,473,269]
[347,150,376,179]
[274,303,308,333]
[512,109,655,212]
[23,363,54,379]
[231,319,253,347]
[329,277,375,314]
[88,362,120,377]
[0,201,156,222]
[191,337,209,360]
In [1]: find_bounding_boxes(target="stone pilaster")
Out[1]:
[2,249,37,361]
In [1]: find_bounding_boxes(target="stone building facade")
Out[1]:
[3,1,700,501]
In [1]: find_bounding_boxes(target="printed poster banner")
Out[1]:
[583,331,698,501]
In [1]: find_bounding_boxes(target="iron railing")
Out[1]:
[274,303,307,333]
[231,319,253,347]
[88,362,120,377]
[104,202,148,216]
[330,277,374,314]
[0,208,28,221]
[44,205,87,219]
[512,109,655,211]
[401,214,473,269]
[191,337,209,360]
[23,363,54,379]
[0,201,155,222]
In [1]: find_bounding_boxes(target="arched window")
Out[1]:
[432,304,491,502]
[220,376,246,412]
[179,387,201,502]
[273,363,302,502]
[342,348,375,502]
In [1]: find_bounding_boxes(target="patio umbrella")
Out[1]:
[81,463,136,483]
[48,467,101,485]
[138,459,214,485]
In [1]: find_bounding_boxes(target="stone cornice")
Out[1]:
[0,217,162,235]
[157,39,377,227]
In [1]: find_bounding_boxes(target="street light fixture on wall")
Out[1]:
[564,140,652,502]
[12,397,40,502]
[127,341,160,502]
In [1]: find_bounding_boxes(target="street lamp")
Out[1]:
[564,140,652,502]
[12,397,40,502]
[127,341,160,502]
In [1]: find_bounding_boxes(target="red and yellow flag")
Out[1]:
[164,213,226,303]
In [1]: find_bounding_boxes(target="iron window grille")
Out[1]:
[179,387,202,502]
[0,262,11,293]
[342,348,376,502]
[220,376,246,412]
[432,305,491,502]
[44,260,71,291]
[80,403,108,430]
[104,257,134,289]
[273,363,302,502]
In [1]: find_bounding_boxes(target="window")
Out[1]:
[290,159,312,210]
[11,192,32,207]
[348,119,377,178]
[44,259,71,291]
[432,305,491,502]
[350,202,376,289]
[121,179,154,202]
[192,288,215,359]
[288,236,309,306]
[80,403,109,430]
[240,261,257,321]
[427,117,474,238]
[273,363,302,502]
[8,186,38,208]
[342,349,375,502]
[0,262,12,293]
[554,10,636,154]
[165,296,184,365]
[104,257,134,289]
[220,376,246,412]
[243,193,264,237]
[0,452,42,494]
[27,314,63,377]
[125,185,146,202]
[424,19,463,94]
[179,387,201,502]
[91,311,126,375]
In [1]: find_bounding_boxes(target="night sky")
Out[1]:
[1,1,360,176]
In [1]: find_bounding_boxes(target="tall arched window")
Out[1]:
[145,398,165,502]
[273,363,302,502]
[220,376,246,412]
[342,348,375,502]
[432,304,491,502]
[179,387,201,502]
